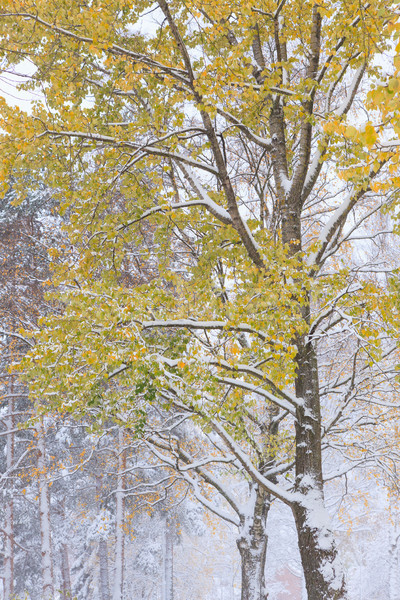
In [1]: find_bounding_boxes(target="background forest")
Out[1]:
[1,1,400,599]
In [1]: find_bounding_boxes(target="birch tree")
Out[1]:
[113,427,126,600]
[1,345,15,600]
[36,420,55,600]
[1,1,400,599]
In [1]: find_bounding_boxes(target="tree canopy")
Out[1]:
[1,1,400,598]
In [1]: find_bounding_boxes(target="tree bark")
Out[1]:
[61,541,72,600]
[37,421,54,600]
[55,498,72,600]
[277,156,347,598]
[162,514,174,600]
[237,484,270,600]
[3,500,14,600]
[99,538,111,600]
[95,473,110,600]
[112,427,125,600]
[291,334,346,600]
[292,497,346,600]
[3,375,14,600]
[389,531,400,600]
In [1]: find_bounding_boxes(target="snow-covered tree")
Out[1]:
[3,2,400,599]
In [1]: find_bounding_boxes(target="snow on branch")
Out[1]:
[210,419,298,506]
[37,128,219,176]
[118,198,231,230]
[216,107,273,150]
[307,186,358,267]
[177,163,232,224]
[302,64,366,202]
[141,319,269,340]
[146,441,241,526]
[0,11,192,87]
[216,376,296,415]
[0,330,34,347]
[334,64,366,118]
[213,359,302,408]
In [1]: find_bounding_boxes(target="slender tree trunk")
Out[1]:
[112,428,125,600]
[3,375,14,600]
[55,498,72,600]
[99,538,111,600]
[3,494,14,598]
[162,514,174,600]
[95,474,110,600]
[237,484,270,600]
[3,500,14,600]
[37,420,54,600]
[389,531,400,600]
[61,541,72,600]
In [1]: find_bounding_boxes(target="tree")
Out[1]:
[36,419,55,600]
[0,184,55,599]
[113,427,126,600]
[140,406,280,600]
[1,1,400,599]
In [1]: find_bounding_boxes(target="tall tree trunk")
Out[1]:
[291,330,346,600]
[292,496,345,600]
[3,357,16,600]
[56,498,72,600]
[237,484,270,600]
[112,428,125,600]
[95,473,110,600]
[3,383,14,600]
[389,531,400,600]
[37,420,54,600]
[3,500,14,600]
[60,541,72,600]
[162,514,174,600]
[280,202,347,599]
[99,538,110,600]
